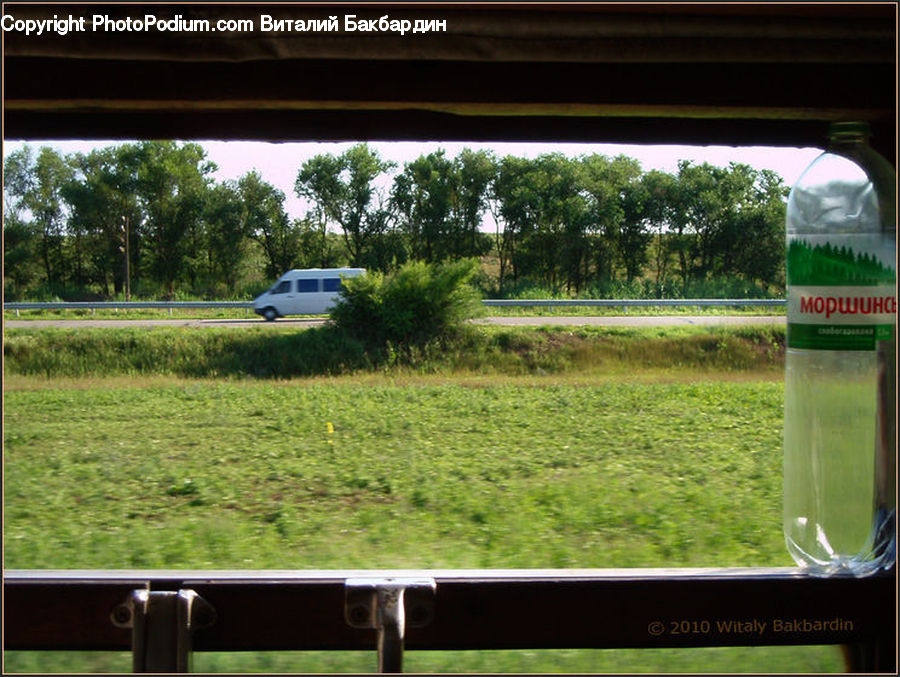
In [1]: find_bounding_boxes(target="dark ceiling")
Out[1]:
[2,3,896,159]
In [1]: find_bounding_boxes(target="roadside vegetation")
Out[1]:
[3,323,785,380]
[4,302,785,322]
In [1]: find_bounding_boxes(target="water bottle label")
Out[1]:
[788,285,896,350]
[787,239,895,287]
[787,237,896,350]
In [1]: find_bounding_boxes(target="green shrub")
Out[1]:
[330,259,484,354]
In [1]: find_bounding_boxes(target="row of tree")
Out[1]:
[3,142,789,300]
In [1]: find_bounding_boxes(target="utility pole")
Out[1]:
[121,215,131,301]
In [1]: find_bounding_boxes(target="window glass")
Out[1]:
[2,137,824,582]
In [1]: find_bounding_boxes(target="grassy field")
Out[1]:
[4,646,843,674]
[5,377,788,569]
[2,323,845,673]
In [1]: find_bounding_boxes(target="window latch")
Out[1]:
[345,577,436,673]
[111,588,216,673]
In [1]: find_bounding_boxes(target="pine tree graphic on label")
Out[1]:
[787,240,896,286]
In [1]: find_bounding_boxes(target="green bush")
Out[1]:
[330,259,484,354]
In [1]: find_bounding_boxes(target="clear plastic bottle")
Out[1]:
[784,121,896,576]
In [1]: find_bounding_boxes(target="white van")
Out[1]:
[253,268,365,321]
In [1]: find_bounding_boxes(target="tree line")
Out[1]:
[3,141,789,300]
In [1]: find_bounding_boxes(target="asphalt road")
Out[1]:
[4,316,785,329]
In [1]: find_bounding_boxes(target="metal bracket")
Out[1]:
[345,577,437,673]
[111,589,216,673]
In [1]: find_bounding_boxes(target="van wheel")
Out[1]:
[263,307,278,322]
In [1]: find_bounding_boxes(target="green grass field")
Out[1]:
[5,377,788,570]
[2,324,845,673]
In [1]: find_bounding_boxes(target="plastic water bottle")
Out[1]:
[783,121,896,576]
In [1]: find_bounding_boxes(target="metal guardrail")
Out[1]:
[3,301,254,318]
[4,301,253,310]
[483,298,786,315]
[3,567,895,673]
[482,298,785,308]
[4,299,786,315]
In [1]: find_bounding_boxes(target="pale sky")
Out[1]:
[3,139,822,226]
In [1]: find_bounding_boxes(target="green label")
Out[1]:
[787,240,896,286]
[787,237,896,350]
[788,323,894,351]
